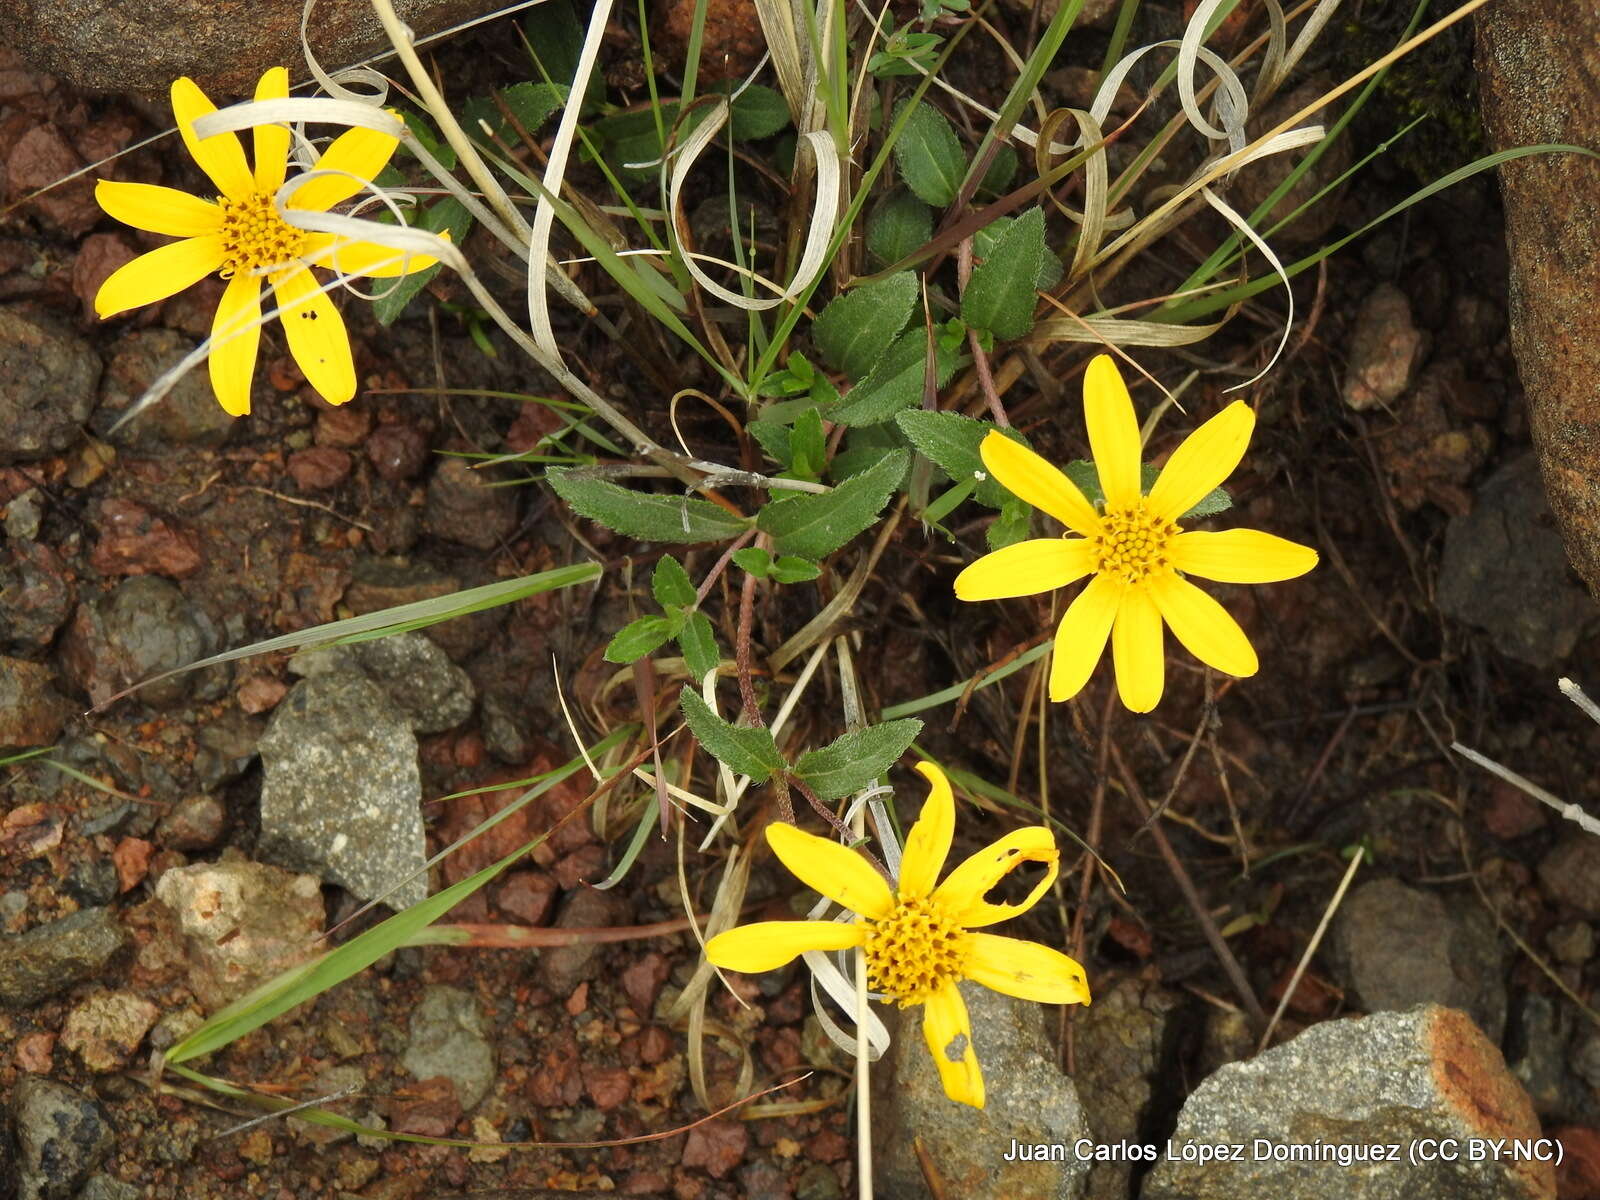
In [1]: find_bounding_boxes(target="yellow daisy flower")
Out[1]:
[954,354,1319,713]
[93,68,440,416]
[704,762,1090,1109]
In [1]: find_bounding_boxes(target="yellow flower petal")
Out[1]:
[1083,354,1142,511]
[1112,583,1164,712]
[302,231,444,279]
[898,762,955,899]
[920,982,984,1108]
[704,919,863,973]
[933,825,1058,928]
[171,77,255,200]
[1146,400,1255,524]
[1169,528,1318,584]
[953,538,1094,602]
[253,67,291,194]
[290,123,400,212]
[979,432,1101,536]
[1149,571,1258,678]
[95,180,220,238]
[767,822,894,920]
[94,234,225,319]
[965,933,1091,1005]
[1047,573,1123,703]
[208,271,263,417]
[272,266,356,406]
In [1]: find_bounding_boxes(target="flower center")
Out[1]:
[217,191,306,278]
[1091,501,1178,584]
[862,895,967,1006]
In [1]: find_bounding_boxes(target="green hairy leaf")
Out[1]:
[548,471,752,544]
[892,99,966,207]
[894,410,1027,508]
[867,190,933,265]
[679,689,784,781]
[793,718,924,801]
[605,615,674,663]
[963,207,1050,341]
[756,451,909,559]
[813,272,919,380]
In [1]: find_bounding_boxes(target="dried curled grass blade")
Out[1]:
[667,99,841,311]
[1032,311,1227,348]
[1199,184,1294,391]
[1179,0,1250,146]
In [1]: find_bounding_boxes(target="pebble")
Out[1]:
[95,328,235,447]
[490,869,557,926]
[1142,1006,1551,1200]
[4,485,42,538]
[1549,922,1595,966]
[873,983,1091,1199]
[153,858,325,1011]
[365,421,430,481]
[0,655,74,749]
[1438,454,1595,666]
[0,906,126,1008]
[0,540,76,651]
[424,456,520,550]
[155,794,226,851]
[257,670,428,909]
[287,446,351,491]
[1331,877,1506,1041]
[5,123,99,234]
[12,1076,115,1200]
[481,690,531,764]
[1539,835,1600,920]
[400,984,497,1111]
[59,575,217,707]
[70,233,137,321]
[0,304,102,462]
[60,989,160,1070]
[314,402,372,448]
[192,709,262,790]
[1342,283,1426,411]
[536,888,632,995]
[87,497,204,580]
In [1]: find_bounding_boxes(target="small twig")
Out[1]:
[1257,845,1363,1052]
[240,485,374,532]
[1109,740,1267,1029]
[735,564,761,724]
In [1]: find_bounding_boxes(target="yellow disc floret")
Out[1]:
[1091,501,1178,584]
[862,895,967,1006]
[217,191,306,278]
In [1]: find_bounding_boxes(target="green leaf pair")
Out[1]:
[603,555,721,681]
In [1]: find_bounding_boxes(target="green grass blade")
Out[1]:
[879,639,1051,719]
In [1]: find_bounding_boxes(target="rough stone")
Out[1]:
[155,794,227,851]
[872,983,1091,1199]
[289,629,474,733]
[1331,878,1507,1041]
[1538,835,1600,920]
[12,1076,115,1200]
[87,497,204,580]
[1477,1,1600,601]
[400,984,496,1111]
[60,989,160,1071]
[0,540,76,651]
[5,123,98,235]
[1142,1006,1552,1200]
[257,671,427,908]
[536,889,632,996]
[0,655,74,749]
[1343,283,1426,411]
[4,485,41,538]
[1437,454,1594,666]
[1071,976,1181,1200]
[424,456,519,550]
[365,421,430,482]
[287,446,351,491]
[153,858,325,1011]
[96,328,235,448]
[0,305,101,462]
[0,0,530,93]
[59,575,217,707]
[0,906,126,1008]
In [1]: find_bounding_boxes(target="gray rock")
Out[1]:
[58,576,217,708]
[0,907,126,1008]
[1142,1006,1553,1200]
[1343,283,1426,411]
[60,989,160,1071]
[154,858,325,1011]
[0,0,526,92]
[5,486,42,539]
[401,984,496,1111]
[0,306,101,463]
[1331,878,1507,1041]
[872,983,1090,1199]
[481,690,530,764]
[192,709,263,790]
[1547,921,1595,965]
[1437,454,1595,666]
[78,1175,141,1200]
[1538,834,1600,919]
[1071,977,1181,1200]
[155,793,227,851]
[12,1076,115,1200]
[424,456,520,550]
[96,328,235,448]
[0,540,76,651]
[0,656,74,750]
[258,671,427,909]
[1507,992,1588,1121]
[290,630,474,733]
